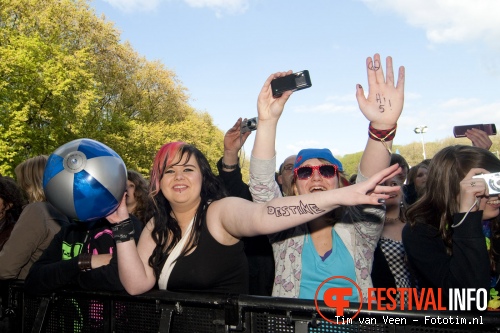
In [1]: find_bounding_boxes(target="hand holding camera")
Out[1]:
[256,71,302,127]
[458,168,490,215]
[453,124,496,138]
[223,118,252,170]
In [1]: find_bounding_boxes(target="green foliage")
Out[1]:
[3,0,499,181]
[0,0,225,176]
[338,151,363,178]
[339,136,500,176]
[0,0,100,173]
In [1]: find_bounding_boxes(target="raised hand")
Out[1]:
[224,118,251,154]
[106,194,129,224]
[337,163,403,206]
[356,54,405,129]
[257,71,293,123]
[459,167,490,213]
[466,128,493,150]
[252,72,293,159]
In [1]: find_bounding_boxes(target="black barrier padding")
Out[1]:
[5,281,500,333]
[170,306,224,333]
[108,300,160,332]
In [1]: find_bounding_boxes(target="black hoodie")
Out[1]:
[24,216,142,295]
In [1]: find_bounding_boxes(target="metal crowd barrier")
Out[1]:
[2,281,500,333]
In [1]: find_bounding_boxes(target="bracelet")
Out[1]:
[111,218,135,243]
[221,158,239,170]
[368,123,397,154]
[78,253,92,272]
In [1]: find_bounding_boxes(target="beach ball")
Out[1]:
[43,138,127,221]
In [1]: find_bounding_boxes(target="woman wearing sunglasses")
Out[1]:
[250,53,405,302]
[106,142,400,296]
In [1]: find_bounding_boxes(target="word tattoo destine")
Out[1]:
[267,200,326,217]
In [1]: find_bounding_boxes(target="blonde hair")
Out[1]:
[15,155,48,203]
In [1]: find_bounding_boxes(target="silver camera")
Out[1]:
[472,172,500,196]
[241,117,258,134]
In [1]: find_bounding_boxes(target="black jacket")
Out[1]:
[402,211,490,305]
[24,217,142,295]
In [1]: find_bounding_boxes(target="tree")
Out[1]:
[338,151,363,178]
[0,0,225,176]
[0,0,106,174]
[339,135,500,176]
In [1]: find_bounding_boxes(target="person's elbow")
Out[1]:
[0,265,20,280]
[121,276,155,295]
[124,284,151,296]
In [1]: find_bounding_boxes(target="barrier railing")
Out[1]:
[2,281,500,333]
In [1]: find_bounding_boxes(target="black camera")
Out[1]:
[453,124,497,138]
[241,117,258,134]
[271,70,312,98]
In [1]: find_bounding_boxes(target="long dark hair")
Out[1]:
[127,170,153,226]
[406,161,428,197]
[406,145,500,257]
[0,177,27,227]
[148,142,227,278]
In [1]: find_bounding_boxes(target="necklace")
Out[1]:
[385,216,402,223]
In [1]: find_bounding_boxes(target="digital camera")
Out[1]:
[271,70,312,98]
[472,172,500,196]
[453,124,497,138]
[241,117,258,134]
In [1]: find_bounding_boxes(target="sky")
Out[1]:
[90,0,500,166]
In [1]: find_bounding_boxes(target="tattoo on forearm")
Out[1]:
[267,200,326,217]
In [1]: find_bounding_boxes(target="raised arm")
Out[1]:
[465,128,493,150]
[220,117,251,171]
[249,72,293,203]
[252,71,293,160]
[217,118,252,200]
[356,54,405,178]
[219,164,402,238]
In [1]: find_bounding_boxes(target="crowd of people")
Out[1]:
[1,53,499,330]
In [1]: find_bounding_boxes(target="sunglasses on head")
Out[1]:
[294,164,338,180]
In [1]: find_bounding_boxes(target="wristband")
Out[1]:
[78,253,92,272]
[221,158,239,170]
[368,123,397,154]
[369,123,397,141]
[111,218,135,243]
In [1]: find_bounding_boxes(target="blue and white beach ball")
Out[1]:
[43,138,127,221]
